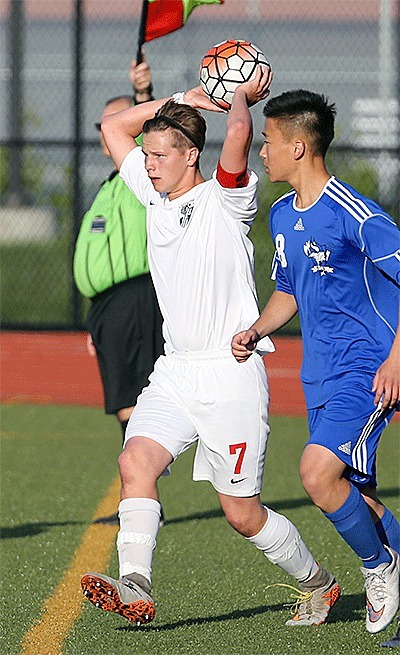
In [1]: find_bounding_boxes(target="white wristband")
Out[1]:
[172,92,186,105]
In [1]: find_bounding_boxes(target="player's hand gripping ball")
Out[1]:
[199,39,270,110]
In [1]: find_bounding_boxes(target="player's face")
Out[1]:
[259,118,295,183]
[142,131,196,198]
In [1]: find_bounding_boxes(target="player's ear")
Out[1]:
[187,147,199,167]
[293,139,306,160]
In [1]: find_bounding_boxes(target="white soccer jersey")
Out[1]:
[120,147,274,354]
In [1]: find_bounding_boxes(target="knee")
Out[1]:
[224,508,248,534]
[223,502,266,537]
[299,461,329,506]
[300,445,350,512]
[118,446,135,485]
[118,442,153,486]
[117,407,134,423]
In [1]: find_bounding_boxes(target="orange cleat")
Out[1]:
[81,572,155,625]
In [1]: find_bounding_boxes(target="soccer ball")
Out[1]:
[199,39,270,110]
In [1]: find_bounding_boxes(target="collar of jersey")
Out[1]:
[162,180,209,207]
[292,176,335,212]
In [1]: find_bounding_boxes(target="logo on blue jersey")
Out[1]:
[294,217,305,231]
[303,239,334,276]
[179,200,194,228]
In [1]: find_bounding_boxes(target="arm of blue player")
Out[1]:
[372,308,400,409]
[231,290,298,362]
[357,213,400,408]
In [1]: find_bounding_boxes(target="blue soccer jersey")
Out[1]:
[269,176,400,409]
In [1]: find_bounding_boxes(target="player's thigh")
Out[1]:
[300,443,347,487]
[120,435,173,482]
[192,354,270,496]
[307,376,395,486]
[125,355,198,458]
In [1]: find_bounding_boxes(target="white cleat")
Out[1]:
[361,547,400,634]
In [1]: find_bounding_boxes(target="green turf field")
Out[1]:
[1,404,399,655]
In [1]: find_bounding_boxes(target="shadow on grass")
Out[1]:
[0,520,85,539]
[164,485,399,526]
[2,486,397,537]
[116,593,363,632]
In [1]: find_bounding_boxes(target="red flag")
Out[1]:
[142,0,224,43]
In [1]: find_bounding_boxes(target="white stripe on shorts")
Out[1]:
[351,403,384,474]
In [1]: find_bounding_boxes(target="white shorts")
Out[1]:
[126,350,270,497]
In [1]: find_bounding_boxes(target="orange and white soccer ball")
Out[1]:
[199,39,270,110]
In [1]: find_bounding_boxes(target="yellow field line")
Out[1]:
[21,475,120,655]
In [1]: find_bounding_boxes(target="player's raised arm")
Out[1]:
[101,97,169,170]
[102,86,224,171]
[219,66,273,175]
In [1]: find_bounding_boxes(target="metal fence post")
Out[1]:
[8,0,24,206]
[71,0,84,328]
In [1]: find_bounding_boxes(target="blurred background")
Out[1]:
[0,0,399,332]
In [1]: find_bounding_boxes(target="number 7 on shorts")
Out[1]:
[229,442,247,475]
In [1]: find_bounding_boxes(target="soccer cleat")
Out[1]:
[81,572,155,625]
[282,571,341,626]
[361,547,400,634]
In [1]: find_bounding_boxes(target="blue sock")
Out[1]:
[375,508,400,553]
[324,484,391,569]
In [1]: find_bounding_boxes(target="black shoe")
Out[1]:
[382,618,400,648]
[160,505,165,527]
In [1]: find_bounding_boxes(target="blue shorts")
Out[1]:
[307,375,395,489]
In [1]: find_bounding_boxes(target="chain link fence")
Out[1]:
[1,0,399,330]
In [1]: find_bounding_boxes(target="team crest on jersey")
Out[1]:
[179,200,194,228]
[303,239,334,276]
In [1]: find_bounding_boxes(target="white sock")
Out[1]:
[246,507,318,583]
[117,497,161,584]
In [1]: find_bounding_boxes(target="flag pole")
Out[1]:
[136,0,148,64]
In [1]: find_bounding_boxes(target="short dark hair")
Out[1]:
[143,100,206,164]
[263,90,336,156]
